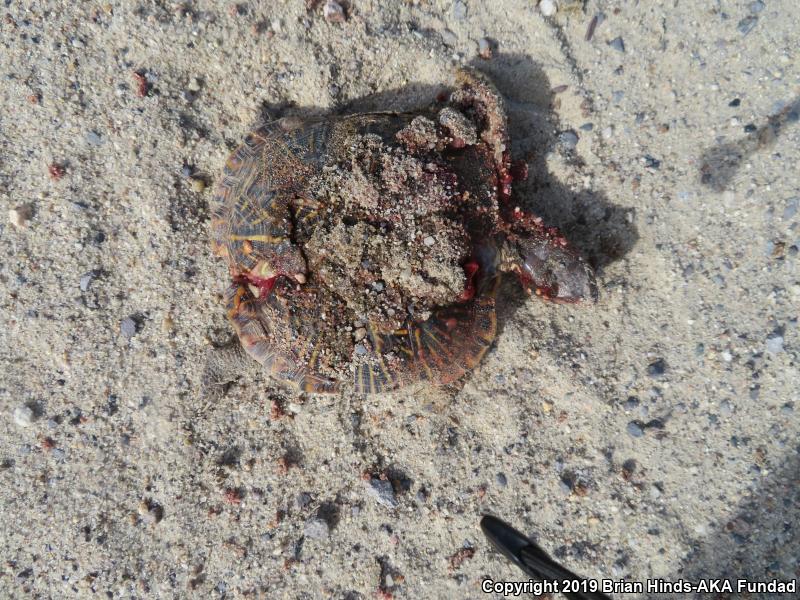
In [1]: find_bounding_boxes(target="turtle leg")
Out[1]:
[201,338,255,400]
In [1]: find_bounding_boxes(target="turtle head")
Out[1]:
[505,233,598,304]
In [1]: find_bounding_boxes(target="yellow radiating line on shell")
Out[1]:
[228,234,287,243]
[414,328,434,380]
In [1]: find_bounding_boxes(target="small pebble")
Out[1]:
[423,235,435,246]
[538,0,558,17]
[601,126,614,139]
[120,317,138,339]
[495,472,507,487]
[79,271,97,292]
[621,458,637,477]
[477,38,493,59]
[737,16,758,35]
[304,517,330,539]
[749,1,765,13]
[86,131,103,146]
[720,400,733,416]
[647,358,667,377]
[579,123,594,131]
[558,130,579,149]
[608,37,625,52]
[728,98,741,107]
[138,500,164,524]
[643,155,661,169]
[743,123,757,133]
[783,198,798,220]
[623,396,639,411]
[364,478,398,508]
[452,1,467,20]
[8,205,33,229]
[627,421,644,437]
[13,404,35,427]
[190,178,206,193]
[295,492,312,509]
[441,29,458,47]
[323,0,345,23]
[765,332,784,354]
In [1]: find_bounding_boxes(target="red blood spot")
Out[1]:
[223,488,243,504]
[458,260,480,301]
[48,163,66,180]
[237,272,279,298]
[270,398,287,420]
[133,71,149,97]
[510,160,528,181]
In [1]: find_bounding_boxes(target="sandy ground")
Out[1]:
[1,1,798,598]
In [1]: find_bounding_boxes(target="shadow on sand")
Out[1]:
[699,96,799,191]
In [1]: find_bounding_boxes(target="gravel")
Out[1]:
[79,271,97,292]
[738,16,759,35]
[558,130,579,149]
[608,36,625,52]
[538,0,558,17]
[120,317,138,339]
[627,421,645,438]
[8,206,32,229]
[13,404,34,428]
[765,332,784,354]
[304,517,331,540]
[85,131,103,146]
[647,359,668,377]
[364,478,398,508]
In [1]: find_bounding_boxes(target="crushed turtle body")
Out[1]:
[209,69,597,394]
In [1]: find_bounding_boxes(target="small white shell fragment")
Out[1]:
[323,0,346,23]
[539,0,558,17]
[14,404,35,427]
[9,205,33,228]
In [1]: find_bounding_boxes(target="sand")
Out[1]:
[1,1,798,598]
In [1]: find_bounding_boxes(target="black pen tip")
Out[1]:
[480,514,532,568]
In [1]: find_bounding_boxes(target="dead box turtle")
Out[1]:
[208,69,596,394]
